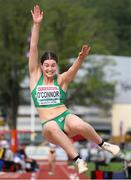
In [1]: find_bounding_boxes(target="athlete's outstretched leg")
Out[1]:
[65,114,120,156]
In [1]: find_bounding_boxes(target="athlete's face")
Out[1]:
[41,59,57,78]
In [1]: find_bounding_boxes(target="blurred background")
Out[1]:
[0,0,131,179]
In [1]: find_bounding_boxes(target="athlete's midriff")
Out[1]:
[36,104,68,122]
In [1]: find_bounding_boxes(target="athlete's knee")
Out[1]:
[86,123,95,131]
[43,122,59,135]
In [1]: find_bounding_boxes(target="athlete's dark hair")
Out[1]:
[40,52,58,64]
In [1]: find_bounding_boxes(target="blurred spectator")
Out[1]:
[0,141,6,171]
[1,141,13,161]
[0,141,18,172]
[14,150,26,172]
[15,144,39,172]
[0,135,9,150]
[0,142,6,160]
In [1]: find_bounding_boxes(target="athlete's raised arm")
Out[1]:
[29,5,44,76]
[61,44,90,83]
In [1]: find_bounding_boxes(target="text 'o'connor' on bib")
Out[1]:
[35,85,60,105]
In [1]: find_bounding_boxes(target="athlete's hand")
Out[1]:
[31,5,44,24]
[78,45,90,60]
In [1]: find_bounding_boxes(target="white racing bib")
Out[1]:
[36,85,60,105]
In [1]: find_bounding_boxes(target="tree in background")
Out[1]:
[0,0,38,129]
[67,56,116,115]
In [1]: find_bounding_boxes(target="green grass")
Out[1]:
[99,162,124,172]
[85,162,124,177]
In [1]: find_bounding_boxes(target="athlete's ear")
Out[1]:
[40,64,43,71]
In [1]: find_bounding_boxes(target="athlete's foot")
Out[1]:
[76,159,88,174]
[101,142,120,156]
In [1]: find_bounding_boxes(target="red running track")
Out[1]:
[0,161,89,179]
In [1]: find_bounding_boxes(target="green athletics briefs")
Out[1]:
[41,110,71,131]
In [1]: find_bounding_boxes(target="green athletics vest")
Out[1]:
[31,74,67,108]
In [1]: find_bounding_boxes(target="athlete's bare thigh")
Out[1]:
[64,114,86,137]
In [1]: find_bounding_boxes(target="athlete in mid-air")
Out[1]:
[29,5,120,173]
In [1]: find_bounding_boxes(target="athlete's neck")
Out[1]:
[43,75,54,85]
